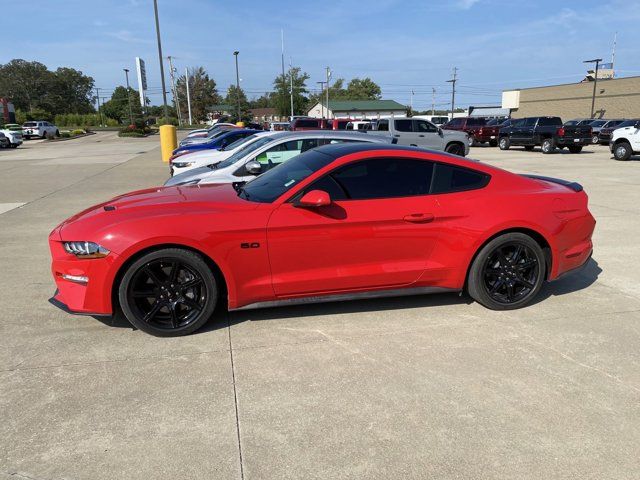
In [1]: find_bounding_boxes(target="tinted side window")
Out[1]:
[414,120,437,132]
[538,117,562,126]
[376,120,389,131]
[326,158,434,200]
[296,119,319,128]
[524,118,537,127]
[394,119,413,132]
[467,118,486,126]
[430,163,489,194]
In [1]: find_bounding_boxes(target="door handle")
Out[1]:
[393,134,400,137]
[419,134,425,137]
[403,213,435,223]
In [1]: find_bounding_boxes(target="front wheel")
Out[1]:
[118,248,218,336]
[541,138,555,154]
[468,233,546,310]
[591,134,599,144]
[498,137,510,150]
[445,142,465,157]
[613,142,632,161]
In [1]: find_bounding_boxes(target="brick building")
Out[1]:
[502,76,640,120]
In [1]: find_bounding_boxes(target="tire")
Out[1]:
[468,135,476,147]
[498,137,510,150]
[55,129,60,137]
[541,138,555,154]
[445,142,465,157]
[524,145,534,151]
[568,146,582,153]
[467,233,546,310]
[591,134,599,144]
[118,248,218,337]
[489,140,497,147]
[613,141,632,161]
[10,144,18,149]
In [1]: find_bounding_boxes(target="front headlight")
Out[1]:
[172,161,195,168]
[63,241,110,258]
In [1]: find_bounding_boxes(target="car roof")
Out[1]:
[254,130,384,140]
[309,142,464,160]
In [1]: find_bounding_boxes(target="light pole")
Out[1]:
[325,66,331,119]
[123,68,134,125]
[153,0,169,120]
[233,51,240,122]
[584,58,602,118]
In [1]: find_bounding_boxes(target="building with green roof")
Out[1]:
[307,99,407,119]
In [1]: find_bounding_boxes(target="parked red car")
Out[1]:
[289,117,331,130]
[49,144,595,336]
[328,118,353,130]
[442,117,500,146]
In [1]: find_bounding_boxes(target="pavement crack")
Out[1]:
[226,316,245,480]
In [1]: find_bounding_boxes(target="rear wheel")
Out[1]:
[541,138,555,154]
[498,137,510,150]
[613,141,632,161]
[591,134,599,144]
[468,233,546,310]
[524,145,534,151]
[445,142,465,157]
[568,146,583,153]
[118,248,218,336]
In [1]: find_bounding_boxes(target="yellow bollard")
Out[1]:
[159,124,177,163]
[236,121,245,127]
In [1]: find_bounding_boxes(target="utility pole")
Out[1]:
[185,67,193,125]
[95,87,104,127]
[431,88,435,116]
[152,0,169,120]
[325,66,331,119]
[167,56,182,126]
[123,68,134,125]
[584,58,602,118]
[446,67,457,120]
[317,81,326,118]
[410,90,414,115]
[233,51,241,122]
[289,57,294,119]
[611,31,617,77]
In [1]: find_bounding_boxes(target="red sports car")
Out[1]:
[49,144,595,336]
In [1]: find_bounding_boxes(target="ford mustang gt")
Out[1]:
[49,144,595,336]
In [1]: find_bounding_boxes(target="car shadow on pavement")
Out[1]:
[95,258,602,333]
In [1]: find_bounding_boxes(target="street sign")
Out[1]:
[135,57,147,107]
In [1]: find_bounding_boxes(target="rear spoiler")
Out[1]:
[522,174,583,192]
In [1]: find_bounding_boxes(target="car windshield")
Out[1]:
[207,129,229,139]
[214,136,275,169]
[222,134,256,151]
[239,149,335,203]
[615,120,638,128]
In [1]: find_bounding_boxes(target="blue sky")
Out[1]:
[4,0,640,111]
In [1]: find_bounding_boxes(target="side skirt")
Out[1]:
[231,286,459,311]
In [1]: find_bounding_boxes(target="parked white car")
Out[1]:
[170,132,279,176]
[22,121,59,139]
[610,120,640,161]
[0,127,23,148]
[165,131,390,187]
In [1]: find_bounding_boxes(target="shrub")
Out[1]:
[118,130,146,138]
[157,117,179,126]
[60,132,71,138]
[71,129,85,136]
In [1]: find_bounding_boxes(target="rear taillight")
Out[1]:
[557,127,565,136]
[478,128,483,135]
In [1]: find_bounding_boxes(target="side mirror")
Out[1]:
[635,121,640,129]
[296,190,331,208]
[245,160,262,175]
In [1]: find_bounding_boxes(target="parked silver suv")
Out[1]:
[22,121,59,139]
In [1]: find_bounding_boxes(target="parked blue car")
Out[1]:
[171,129,258,157]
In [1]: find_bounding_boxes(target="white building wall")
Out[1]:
[307,102,405,119]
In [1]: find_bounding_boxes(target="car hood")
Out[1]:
[58,183,255,239]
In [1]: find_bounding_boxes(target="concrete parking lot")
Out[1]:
[1,132,639,479]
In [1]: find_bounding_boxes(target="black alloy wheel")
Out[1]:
[119,248,217,336]
[468,233,546,310]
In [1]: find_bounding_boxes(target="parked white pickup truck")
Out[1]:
[369,117,469,156]
[610,120,640,161]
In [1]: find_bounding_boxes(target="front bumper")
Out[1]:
[49,235,119,315]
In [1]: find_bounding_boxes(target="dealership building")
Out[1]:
[307,99,407,119]
[502,75,640,120]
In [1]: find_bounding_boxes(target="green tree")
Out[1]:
[248,93,274,109]
[101,86,142,124]
[345,77,381,100]
[50,67,95,113]
[273,67,310,117]
[175,66,221,124]
[0,59,54,113]
[225,84,251,122]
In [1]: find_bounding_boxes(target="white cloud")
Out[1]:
[456,0,480,9]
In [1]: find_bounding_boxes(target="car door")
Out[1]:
[391,119,416,146]
[413,119,443,149]
[508,118,525,144]
[266,157,440,296]
[521,117,537,144]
